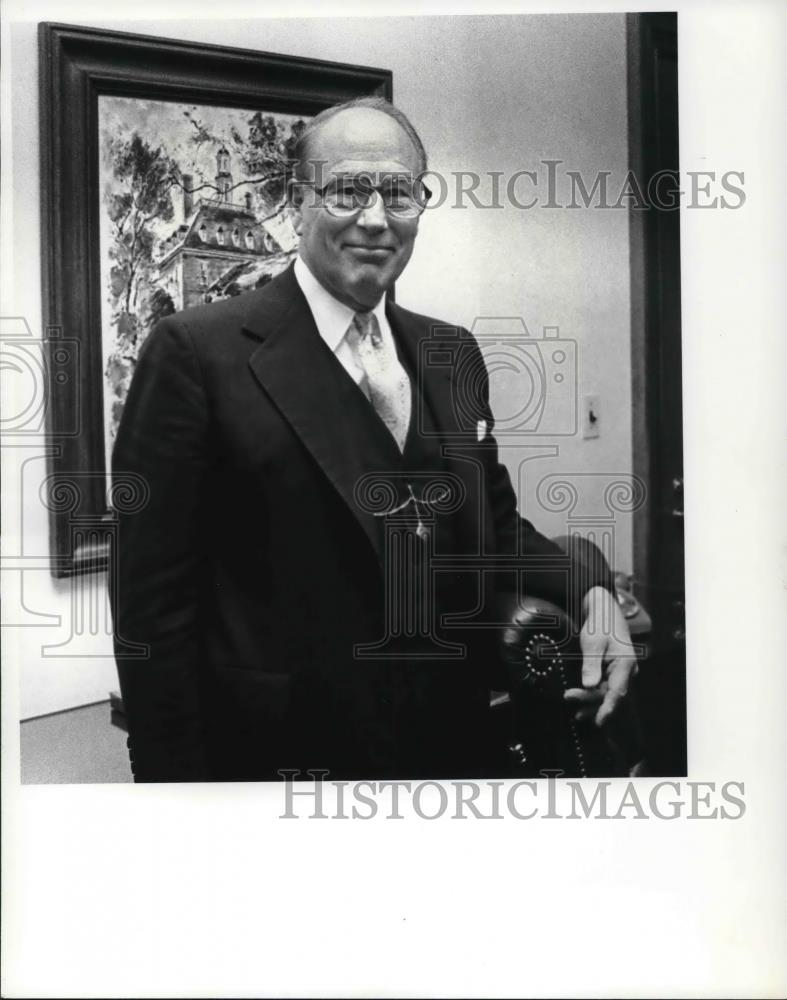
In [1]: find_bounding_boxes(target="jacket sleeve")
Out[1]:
[109,315,214,781]
[461,331,615,623]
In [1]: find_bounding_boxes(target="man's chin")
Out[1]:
[344,267,394,307]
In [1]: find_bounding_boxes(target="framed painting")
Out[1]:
[39,22,392,576]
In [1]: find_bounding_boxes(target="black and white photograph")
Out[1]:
[30,14,683,782]
[2,2,784,998]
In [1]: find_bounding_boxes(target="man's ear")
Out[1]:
[287,178,305,235]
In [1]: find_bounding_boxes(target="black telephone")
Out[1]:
[500,596,644,778]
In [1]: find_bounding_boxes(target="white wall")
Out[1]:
[3,12,632,718]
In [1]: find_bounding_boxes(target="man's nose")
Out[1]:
[356,190,388,231]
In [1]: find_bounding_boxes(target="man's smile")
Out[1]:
[342,244,395,261]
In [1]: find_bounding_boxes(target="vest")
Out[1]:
[303,324,495,778]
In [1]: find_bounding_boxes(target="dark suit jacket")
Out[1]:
[111,265,610,781]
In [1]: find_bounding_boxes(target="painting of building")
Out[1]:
[97,95,308,458]
[155,146,288,311]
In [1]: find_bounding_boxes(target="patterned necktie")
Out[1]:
[349,311,411,451]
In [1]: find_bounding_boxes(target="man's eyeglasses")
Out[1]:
[298,174,432,220]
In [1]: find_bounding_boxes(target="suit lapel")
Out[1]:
[243,266,384,566]
[242,267,487,567]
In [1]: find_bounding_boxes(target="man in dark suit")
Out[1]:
[111,97,636,782]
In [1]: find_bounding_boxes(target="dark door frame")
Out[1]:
[627,13,686,773]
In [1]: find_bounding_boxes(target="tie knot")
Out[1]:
[353,310,383,347]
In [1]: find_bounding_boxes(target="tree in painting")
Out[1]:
[182,107,305,218]
[100,98,308,443]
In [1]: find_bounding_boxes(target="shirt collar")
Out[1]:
[294,255,388,353]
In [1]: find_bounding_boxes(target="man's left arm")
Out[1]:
[468,334,637,726]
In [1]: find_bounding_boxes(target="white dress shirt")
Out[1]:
[293,256,400,394]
